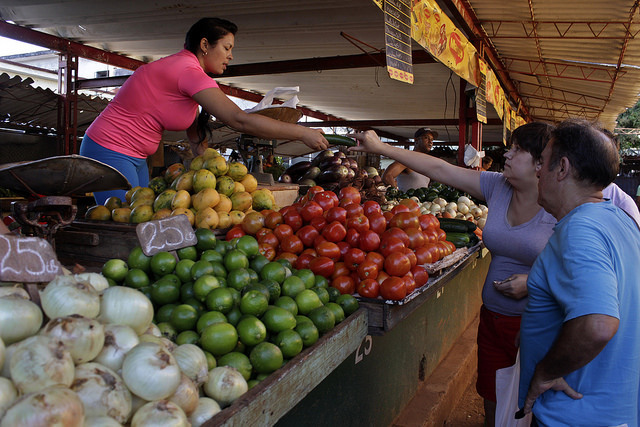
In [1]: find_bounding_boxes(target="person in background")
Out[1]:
[80,17,328,205]
[381,128,436,191]
[349,123,556,426]
[518,118,640,425]
[636,184,640,210]
[480,156,493,171]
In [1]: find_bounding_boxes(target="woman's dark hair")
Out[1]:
[185,18,238,144]
[509,122,554,161]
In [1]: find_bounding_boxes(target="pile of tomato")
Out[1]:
[225,186,456,301]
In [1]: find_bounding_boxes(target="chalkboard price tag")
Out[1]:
[0,235,63,282]
[136,215,197,256]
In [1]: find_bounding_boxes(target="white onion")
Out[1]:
[138,334,177,352]
[0,336,4,372]
[457,202,470,214]
[140,323,162,337]
[83,416,123,427]
[71,362,132,423]
[75,272,110,293]
[122,342,181,401]
[93,324,140,373]
[40,315,105,364]
[189,397,221,427]
[99,287,154,335]
[41,275,100,319]
[168,374,199,416]
[204,366,248,408]
[0,287,29,299]
[477,217,487,229]
[0,297,43,345]
[0,386,84,427]
[458,195,471,206]
[10,335,75,394]
[446,201,458,212]
[131,400,189,427]
[173,344,209,386]
[0,377,17,419]
[1,343,18,379]
[129,394,149,419]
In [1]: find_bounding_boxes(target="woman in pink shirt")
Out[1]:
[80,18,328,204]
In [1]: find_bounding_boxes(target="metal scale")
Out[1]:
[234,134,277,185]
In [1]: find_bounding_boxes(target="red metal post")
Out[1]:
[57,52,79,155]
[458,79,468,166]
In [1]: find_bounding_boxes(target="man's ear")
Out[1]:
[556,157,571,181]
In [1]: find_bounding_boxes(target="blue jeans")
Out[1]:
[79,135,149,205]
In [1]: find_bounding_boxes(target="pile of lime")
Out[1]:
[101,229,359,388]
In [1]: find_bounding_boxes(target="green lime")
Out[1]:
[242,283,271,302]
[261,306,297,333]
[170,304,199,332]
[176,330,200,345]
[127,246,151,272]
[237,235,259,257]
[155,303,177,323]
[196,310,227,333]
[180,282,195,302]
[139,286,153,301]
[150,251,177,277]
[295,289,324,315]
[227,268,251,292]
[176,246,198,261]
[247,268,259,283]
[200,249,223,264]
[226,306,243,326]
[240,290,269,317]
[210,261,227,278]
[200,322,238,357]
[182,297,205,316]
[215,240,230,256]
[157,322,177,341]
[191,260,214,281]
[249,342,283,374]
[224,249,249,271]
[101,259,128,283]
[175,259,196,283]
[274,329,303,359]
[228,287,241,306]
[203,350,217,370]
[260,262,286,284]
[124,268,150,289]
[237,315,268,347]
[162,274,181,286]
[234,340,246,354]
[261,279,281,304]
[106,278,118,288]
[150,279,180,305]
[294,269,316,289]
[248,379,260,389]
[218,352,253,381]
[295,315,313,325]
[325,302,345,324]
[281,276,306,298]
[308,306,336,334]
[336,294,359,316]
[195,228,218,251]
[311,287,330,305]
[250,255,270,274]
[327,286,341,302]
[274,296,298,316]
[205,287,235,314]
[295,321,319,347]
[193,275,221,302]
[276,258,293,270]
[314,275,329,289]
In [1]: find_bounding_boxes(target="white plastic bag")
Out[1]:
[495,350,532,427]
[464,144,485,168]
[245,86,299,113]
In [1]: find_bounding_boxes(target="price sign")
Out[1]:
[0,235,63,282]
[384,0,413,84]
[136,215,197,256]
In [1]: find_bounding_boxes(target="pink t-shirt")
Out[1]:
[86,49,218,158]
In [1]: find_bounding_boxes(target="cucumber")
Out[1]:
[324,134,357,147]
[437,218,477,233]
[445,232,471,248]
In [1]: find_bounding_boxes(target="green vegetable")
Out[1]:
[437,218,477,233]
[445,232,472,248]
[324,134,357,147]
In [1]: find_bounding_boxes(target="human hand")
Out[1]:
[347,130,386,154]
[518,370,582,418]
[301,128,329,151]
[493,274,528,299]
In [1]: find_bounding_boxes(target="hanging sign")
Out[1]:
[476,59,488,124]
[136,214,197,256]
[0,235,63,282]
[384,0,414,84]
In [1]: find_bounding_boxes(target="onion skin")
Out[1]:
[93,324,140,373]
[10,336,75,394]
[122,342,181,401]
[0,297,43,345]
[0,377,17,419]
[189,397,221,427]
[99,287,154,335]
[131,400,189,427]
[204,366,248,408]
[71,362,132,423]
[0,386,84,427]
[40,315,105,364]
[173,344,209,386]
[168,374,199,416]
[41,275,100,319]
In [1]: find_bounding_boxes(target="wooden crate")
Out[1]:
[259,183,299,208]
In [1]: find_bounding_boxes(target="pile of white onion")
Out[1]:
[0,272,246,426]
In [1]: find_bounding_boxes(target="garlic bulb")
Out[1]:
[121,342,181,401]
[189,398,221,427]
[0,297,42,344]
[131,400,189,427]
[0,386,84,427]
[0,377,17,419]
[10,335,75,394]
[40,315,105,364]
[41,275,100,319]
[71,362,132,423]
[93,324,140,373]
[173,344,209,386]
[168,374,199,416]
[99,287,153,335]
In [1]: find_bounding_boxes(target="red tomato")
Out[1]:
[390,204,410,215]
[337,241,350,260]
[316,241,341,261]
[324,191,339,207]
[226,226,245,240]
[309,216,327,232]
[279,205,297,216]
[403,247,417,268]
[437,228,447,241]
[376,270,390,285]
[357,279,380,299]
[442,240,456,254]
[344,248,366,271]
[300,201,324,223]
[383,211,394,221]
[257,232,279,248]
[322,221,347,243]
[312,191,336,211]
[346,214,370,233]
[389,212,420,230]
[363,200,382,217]
[345,228,360,247]
[403,273,417,295]
[283,209,303,232]
[384,252,412,277]
[309,256,335,278]
[405,227,426,249]
[399,199,420,215]
[423,229,439,244]
[382,227,410,247]
[264,212,284,229]
[415,246,434,265]
[422,243,442,263]
[301,248,317,257]
[255,227,272,240]
[437,241,452,257]
[258,243,276,261]
[358,230,381,252]
[325,207,347,225]
[331,275,356,295]
[273,224,294,243]
[366,252,385,270]
[275,251,298,266]
[296,225,319,248]
[379,237,406,258]
[260,209,275,218]
[338,186,361,206]
[344,203,364,219]
[368,213,387,235]
[419,214,438,231]
[295,253,315,270]
[331,262,351,279]
[281,235,304,254]
[306,186,325,201]
[411,266,429,288]
[357,259,379,281]
[380,276,406,300]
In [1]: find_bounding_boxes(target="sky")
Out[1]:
[0,36,44,56]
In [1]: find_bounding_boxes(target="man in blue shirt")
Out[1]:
[518,119,640,426]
